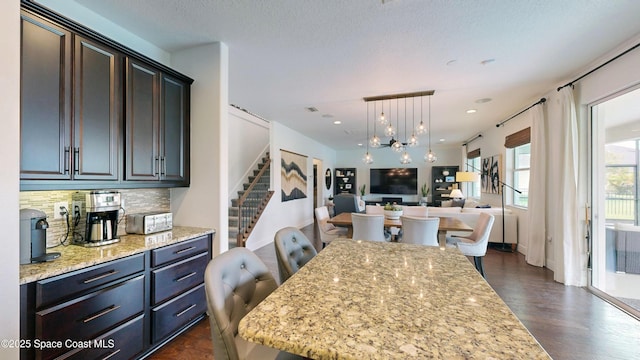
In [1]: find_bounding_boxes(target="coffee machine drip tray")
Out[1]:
[79,238,120,247]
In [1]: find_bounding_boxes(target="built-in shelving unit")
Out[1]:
[334,168,356,195]
[431,166,459,206]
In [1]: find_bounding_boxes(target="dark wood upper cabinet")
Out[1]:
[125,59,190,185]
[20,12,72,180]
[73,36,120,180]
[161,75,190,183]
[19,5,192,190]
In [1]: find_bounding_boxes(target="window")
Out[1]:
[505,127,530,207]
[512,143,530,207]
[465,156,481,198]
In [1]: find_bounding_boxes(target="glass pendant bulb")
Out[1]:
[362,151,373,164]
[384,123,395,137]
[400,151,412,164]
[416,121,427,135]
[378,111,387,125]
[425,150,437,163]
[370,134,381,148]
[391,140,403,153]
[408,133,419,147]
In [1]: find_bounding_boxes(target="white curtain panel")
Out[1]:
[555,87,587,286]
[526,105,546,266]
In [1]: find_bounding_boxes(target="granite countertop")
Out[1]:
[239,239,550,359]
[19,226,215,284]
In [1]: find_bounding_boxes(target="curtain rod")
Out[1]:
[496,98,546,128]
[462,134,482,146]
[557,41,640,92]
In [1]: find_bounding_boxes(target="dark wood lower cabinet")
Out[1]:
[20,234,211,360]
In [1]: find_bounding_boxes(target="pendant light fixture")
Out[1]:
[400,98,412,164]
[415,95,427,135]
[384,99,396,137]
[424,95,437,163]
[407,97,419,147]
[363,102,373,164]
[378,100,387,125]
[370,101,381,148]
[391,99,403,152]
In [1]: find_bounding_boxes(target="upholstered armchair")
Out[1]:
[333,193,360,215]
[446,213,495,277]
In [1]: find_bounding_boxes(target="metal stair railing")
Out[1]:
[236,157,273,246]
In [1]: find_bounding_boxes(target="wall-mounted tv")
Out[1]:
[370,168,418,195]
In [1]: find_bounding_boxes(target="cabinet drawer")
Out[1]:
[152,284,206,343]
[36,275,144,360]
[36,253,145,308]
[151,235,209,267]
[58,315,144,360]
[152,252,208,305]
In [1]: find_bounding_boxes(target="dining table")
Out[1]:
[238,239,550,359]
[326,211,473,246]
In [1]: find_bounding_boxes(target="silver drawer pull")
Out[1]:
[101,349,121,360]
[174,271,196,282]
[174,246,196,255]
[83,305,121,323]
[175,304,196,317]
[83,270,119,284]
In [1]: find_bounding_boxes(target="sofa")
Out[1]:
[427,206,518,244]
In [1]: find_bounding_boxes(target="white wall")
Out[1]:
[0,1,21,358]
[244,122,336,250]
[228,106,270,200]
[170,43,229,256]
[335,145,462,203]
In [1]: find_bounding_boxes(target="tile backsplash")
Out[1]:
[20,189,170,248]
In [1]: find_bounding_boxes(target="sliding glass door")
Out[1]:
[590,86,640,319]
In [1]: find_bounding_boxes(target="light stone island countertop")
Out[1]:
[19,226,215,284]
[239,239,551,359]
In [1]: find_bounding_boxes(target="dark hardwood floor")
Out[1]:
[148,224,640,360]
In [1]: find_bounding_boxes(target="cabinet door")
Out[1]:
[20,12,72,180]
[73,36,120,180]
[125,58,160,181]
[160,75,189,183]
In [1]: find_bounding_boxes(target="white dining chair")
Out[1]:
[365,205,397,239]
[402,205,428,217]
[446,212,495,277]
[351,213,390,242]
[399,216,439,246]
[315,206,348,247]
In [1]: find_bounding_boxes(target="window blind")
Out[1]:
[467,148,480,159]
[504,127,531,148]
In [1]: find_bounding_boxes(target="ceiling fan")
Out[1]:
[379,137,407,148]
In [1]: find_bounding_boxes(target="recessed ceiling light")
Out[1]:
[466,109,477,114]
[475,98,492,104]
[439,138,445,142]
[333,120,342,125]
[480,59,495,65]
[357,143,363,147]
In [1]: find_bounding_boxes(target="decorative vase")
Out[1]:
[384,209,403,220]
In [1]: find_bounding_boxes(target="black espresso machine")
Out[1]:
[80,191,121,247]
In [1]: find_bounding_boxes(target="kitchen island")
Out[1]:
[240,239,550,359]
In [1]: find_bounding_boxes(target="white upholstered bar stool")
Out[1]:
[351,213,391,242]
[446,212,495,277]
[315,206,348,247]
[399,216,439,246]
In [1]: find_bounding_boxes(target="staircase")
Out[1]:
[229,152,274,248]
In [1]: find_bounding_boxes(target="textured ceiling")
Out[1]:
[57,0,640,150]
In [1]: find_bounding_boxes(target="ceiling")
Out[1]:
[60,0,640,150]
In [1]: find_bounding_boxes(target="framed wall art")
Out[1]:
[281,149,308,202]
[481,154,502,194]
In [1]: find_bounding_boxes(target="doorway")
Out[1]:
[590,85,640,319]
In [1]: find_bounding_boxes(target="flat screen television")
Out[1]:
[369,168,418,195]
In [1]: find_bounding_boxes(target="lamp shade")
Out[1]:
[449,189,464,199]
[456,171,479,182]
